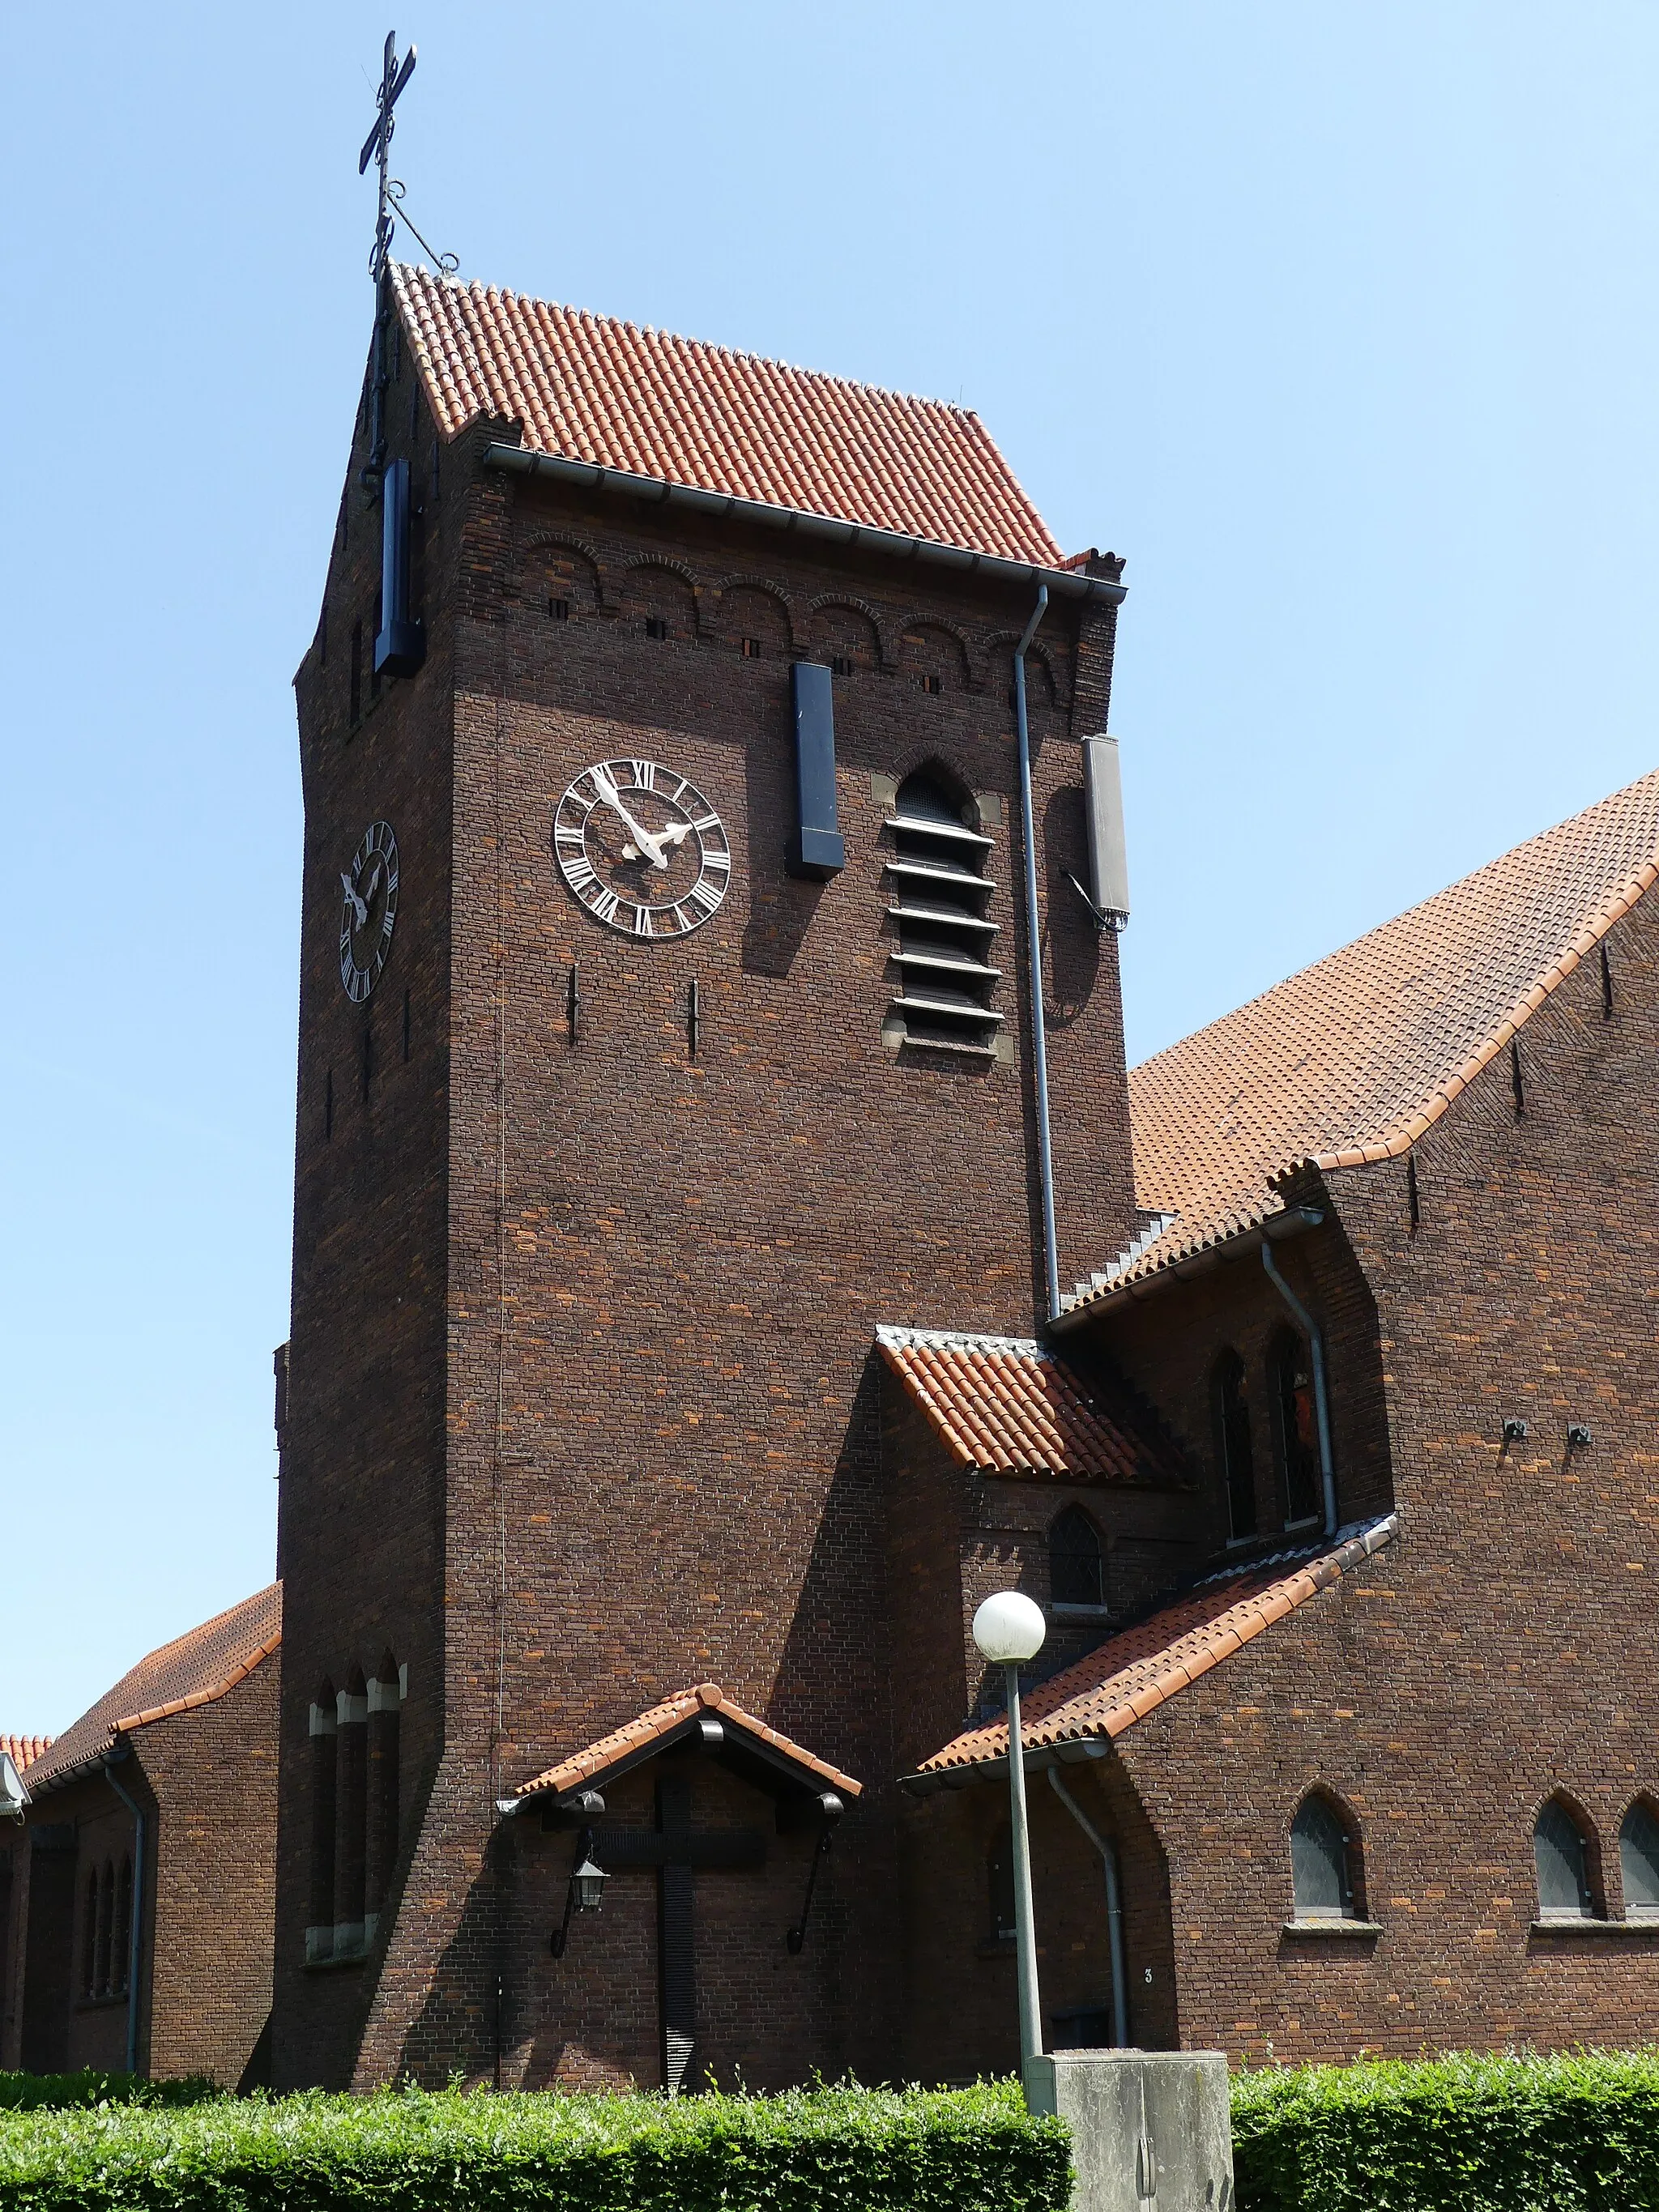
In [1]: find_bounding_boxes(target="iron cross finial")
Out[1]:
[360,31,417,286]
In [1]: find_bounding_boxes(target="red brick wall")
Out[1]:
[274,335,1136,2089]
[1059,889,1659,2061]
[141,1661,279,2086]
[0,1656,275,2086]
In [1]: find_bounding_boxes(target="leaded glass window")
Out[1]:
[1290,1795,1354,1919]
[1621,1803,1659,1919]
[1533,1799,1593,1919]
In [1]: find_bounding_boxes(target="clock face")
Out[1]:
[339,820,399,1004]
[554,757,731,939]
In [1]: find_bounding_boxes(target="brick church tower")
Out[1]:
[271,265,1137,2090]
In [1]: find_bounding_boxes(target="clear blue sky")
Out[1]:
[5,2,1657,1733]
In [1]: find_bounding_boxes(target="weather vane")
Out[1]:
[358,29,456,489]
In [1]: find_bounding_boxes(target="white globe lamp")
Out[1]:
[973,1589,1047,1665]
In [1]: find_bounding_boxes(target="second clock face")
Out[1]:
[554,757,731,939]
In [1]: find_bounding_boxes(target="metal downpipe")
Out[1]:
[1260,1239,1338,1536]
[1014,585,1060,1323]
[1047,1766,1129,2048]
[101,1755,147,2078]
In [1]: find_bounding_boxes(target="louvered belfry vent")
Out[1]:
[883,771,1001,1053]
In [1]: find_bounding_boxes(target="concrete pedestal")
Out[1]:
[1023,2050,1234,2212]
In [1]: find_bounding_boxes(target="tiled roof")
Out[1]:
[515,1681,862,1803]
[0,1736,51,1773]
[392,263,1064,567]
[1070,771,1659,1304]
[25,1584,282,1793]
[875,1325,1188,1484]
[915,1515,1399,1778]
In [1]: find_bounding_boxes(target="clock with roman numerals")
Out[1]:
[553,757,731,940]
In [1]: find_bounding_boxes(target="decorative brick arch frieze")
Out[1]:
[513,531,604,616]
[709,574,799,655]
[807,593,887,670]
[620,556,702,641]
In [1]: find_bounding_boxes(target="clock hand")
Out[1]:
[591,769,670,869]
[654,819,696,850]
[340,871,368,928]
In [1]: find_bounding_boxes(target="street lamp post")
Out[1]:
[972,1589,1047,2097]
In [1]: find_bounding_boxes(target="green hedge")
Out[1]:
[1232,2048,1659,2211]
[0,2081,1070,2212]
[0,2074,220,2114]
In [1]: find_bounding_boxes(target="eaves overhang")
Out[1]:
[484,442,1127,609]
[1050,1200,1326,1333]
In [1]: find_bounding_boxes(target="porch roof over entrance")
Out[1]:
[514,1682,862,1811]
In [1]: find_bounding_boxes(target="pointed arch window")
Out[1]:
[1621,1802,1659,1919]
[1533,1797,1595,1920]
[1213,1349,1256,1540]
[1270,1328,1321,1527]
[882,769,1001,1054]
[1290,1795,1356,1920]
[1048,1505,1104,1609]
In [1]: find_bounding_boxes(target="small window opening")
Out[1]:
[830,654,851,677]
[1406,1154,1421,1235]
[1048,1505,1104,1608]
[350,623,363,727]
[1290,1795,1355,1920]
[1534,1797,1595,1919]
[1511,1039,1525,1119]
[81,1873,98,1997]
[740,635,762,658]
[915,671,943,695]
[113,1859,130,1995]
[1215,1349,1256,1539]
[95,1860,114,1995]
[1601,942,1614,1021]
[1621,1802,1659,1918]
[1270,1328,1321,1526]
[548,596,570,621]
[644,616,669,641]
[987,1821,1016,1944]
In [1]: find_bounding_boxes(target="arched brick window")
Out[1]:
[1621,1801,1659,1919]
[1534,1796,1596,1920]
[1290,1793,1358,1920]
[1269,1328,1321,1527]
[1213,1349,1256,1540]
[1048,1505,1103,1608]
[307,1677,338,1964]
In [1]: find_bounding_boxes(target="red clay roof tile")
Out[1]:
[515,1681,862,1803]
[915,1515,1398,1777]
[392,264,1064,567]
[1066,773,1659,1305]
[25,1584,281,1792]
[876,1325,1186,1485]
[0,1735,51,1774]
